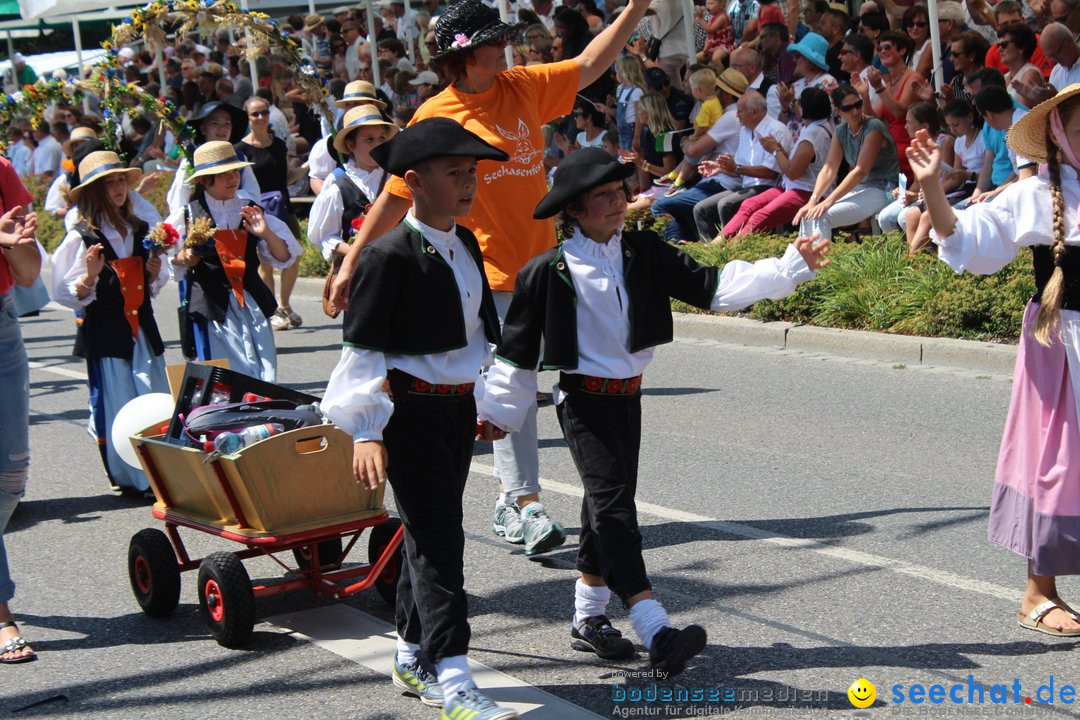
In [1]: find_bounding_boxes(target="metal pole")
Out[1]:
[496,0,513,68]
[240,0,258,89]
[155,43,166,90]
[72,17,90,114]
[679,0,695,77]
[927,0,942,93]
[5,30,14,91]
[404,0,415,62]
[366,0,380,87]
[309,0,316,14]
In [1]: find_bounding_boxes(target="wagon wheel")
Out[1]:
[128,528,181,618]
[292,538,344,571]
[368,518,402,607]
[197,551,255,648]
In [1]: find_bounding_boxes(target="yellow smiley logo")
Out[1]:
[848,678,876,708]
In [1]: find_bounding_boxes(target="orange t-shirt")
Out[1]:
[386,59,580,291]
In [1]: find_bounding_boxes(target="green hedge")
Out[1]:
[28,174,1032,342]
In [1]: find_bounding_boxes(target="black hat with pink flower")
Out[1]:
[431,0,526,60]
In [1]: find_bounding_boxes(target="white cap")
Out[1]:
[409,70,439,85]
[396,57,415,73]
[12,52,24,63]
[194,44,210,55]
[118,47,135,59]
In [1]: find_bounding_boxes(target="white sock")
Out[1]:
[629,598,671,649]
[573,579,612,626]
[495,493,510,509]
[395,636,420,666]
[435,655,473,697]
[520,501,545,516]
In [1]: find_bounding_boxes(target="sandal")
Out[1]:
[1017,600,1080,637]
[0,621,37,664]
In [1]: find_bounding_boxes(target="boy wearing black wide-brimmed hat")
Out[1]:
[321,118,522,720]
[478,147,831,676]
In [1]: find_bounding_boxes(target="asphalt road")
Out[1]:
[4,275,1077,720]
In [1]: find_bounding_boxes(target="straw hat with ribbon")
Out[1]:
[69,151,142,203]
[304,12,325,31]
[1007,84,1080,165]
[333,104,399,155]
[186,141,254,182]
[715,67,749,99]
[63,127,98,157]
[336,80,386,109]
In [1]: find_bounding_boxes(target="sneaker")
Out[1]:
[521,504,565,556]
[440,683,519,720]
[270,308,290,331]
[283,305,303,328]
[492,501,525,544]
[663,185,686,197]
[654,175,674,187]
[392,658,444,707]
[648,625,707,679]
[571,615,636,660]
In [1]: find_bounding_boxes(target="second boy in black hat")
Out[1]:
[478,147,830,675]
[321,117,523,720]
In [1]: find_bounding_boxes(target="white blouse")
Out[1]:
[166,158,261,216]
[51,216,172,309]
[306,161,386,260]
[321,210,494,443]
[477,228,816,433]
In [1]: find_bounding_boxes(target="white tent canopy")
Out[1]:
[0,47,107,77]
[18,0,134,20]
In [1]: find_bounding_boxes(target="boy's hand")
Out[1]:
[794,233,830,271]
[353,440,387,491]
[476,420,508,442]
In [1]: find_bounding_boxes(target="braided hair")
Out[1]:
[1034,130,1068,346]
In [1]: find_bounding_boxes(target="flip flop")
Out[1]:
[0,621,36,664]
[1017,600,1080,637]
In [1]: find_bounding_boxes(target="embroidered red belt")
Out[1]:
[386,369,475,399]
[559,372,643,396]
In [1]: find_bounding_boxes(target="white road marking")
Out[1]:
[28,360,88,381]
[469,462,1023,604]
[267,605,603,719]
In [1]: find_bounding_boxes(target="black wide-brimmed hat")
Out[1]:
[190,101,247,144]
[370,117,508,176]
[534,147,635,220]
[432,0,526,60]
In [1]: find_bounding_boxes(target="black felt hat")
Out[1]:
[432,0,526,60]
[533,147,636,220]
[369,117,509,176]
[190,101,247,145]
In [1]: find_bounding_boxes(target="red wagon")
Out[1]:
[125,421,403,648]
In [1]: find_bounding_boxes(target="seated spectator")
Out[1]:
[760,22,795,86]
[601,129,620,158]
[724,86,833,238]
[695,91,791,242]
[998,22,1043,108]
[626,92,685,198]
[697,0,735,66]
[795,84,899,240]
[778,32,838,136]
[559,100,608,154]
[408,69,441,105]
[943,31,989,105]
[969,84,1019,205]
[985,1,1054,80]
[644,66,693,129]
[730,47,782,118]
[658,67,722,192]
[1043,22,1080,91]
[855,30,922,179]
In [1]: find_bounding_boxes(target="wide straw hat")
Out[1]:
[715,67,749,98]
[336,80,386,109]
[304,12,325,30]
[63,126,98,156]
[186,141,254,182]
[333,104,399,155]
[1007,83,1080,164]
[69,151,142,202]
[431,0,526,60]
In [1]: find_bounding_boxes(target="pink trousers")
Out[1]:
[723,187,812,237]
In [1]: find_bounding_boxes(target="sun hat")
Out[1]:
[335,80,386,108]
[1007,83,1080,163]
[787,32,831,72]
[190,100,247,144]
[369,117,507,177]
[431,0,526,60]
[187,141,254,182]
[409,70,440,85]
[63,127,98,156]
[715,67,749,98]
[533,147,635,220]
[69,151,142,202]
[333,104,399,155]
[304,12,325,30]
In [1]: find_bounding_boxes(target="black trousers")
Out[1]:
[383,383,476,664]
[556,389,650,604]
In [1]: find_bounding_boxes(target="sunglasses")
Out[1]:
[837,99,863,112]
[878,42,896,51]
[998,39,1012,49]
[248,110,269,118]
[905,20,928,27]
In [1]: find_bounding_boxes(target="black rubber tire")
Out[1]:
[292,538,344,570]
[368,518,402,607]
[197,551,255,648]
[128,528,181,618]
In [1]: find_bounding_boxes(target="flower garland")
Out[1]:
[0,79,84,155]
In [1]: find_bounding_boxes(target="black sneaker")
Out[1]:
[571,615,636,660]
[648,625,706,678]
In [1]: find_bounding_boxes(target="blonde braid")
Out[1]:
[1034,133,1068,347]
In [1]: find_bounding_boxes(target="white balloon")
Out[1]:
[111,393,174,469]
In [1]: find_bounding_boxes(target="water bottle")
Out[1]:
[207,423,285,454]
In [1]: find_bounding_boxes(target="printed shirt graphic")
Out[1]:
[385,59,580,292]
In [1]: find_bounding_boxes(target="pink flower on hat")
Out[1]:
[451,32,471,49]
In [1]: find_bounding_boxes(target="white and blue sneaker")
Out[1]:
[492,500,525,544]
[439,682,520,720]
[392,657,444,707]
[521,503,565,556]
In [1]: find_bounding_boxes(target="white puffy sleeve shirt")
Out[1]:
[306,163,386,261]
[478,230,816,433]
[51,217,172,309]
[166,158,262,216]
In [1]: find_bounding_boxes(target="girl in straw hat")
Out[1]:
[166,141,301,383]
[909,85,1080,637]
[307,105,396,316]
[309,81,390,195]
[50,151,171,496]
